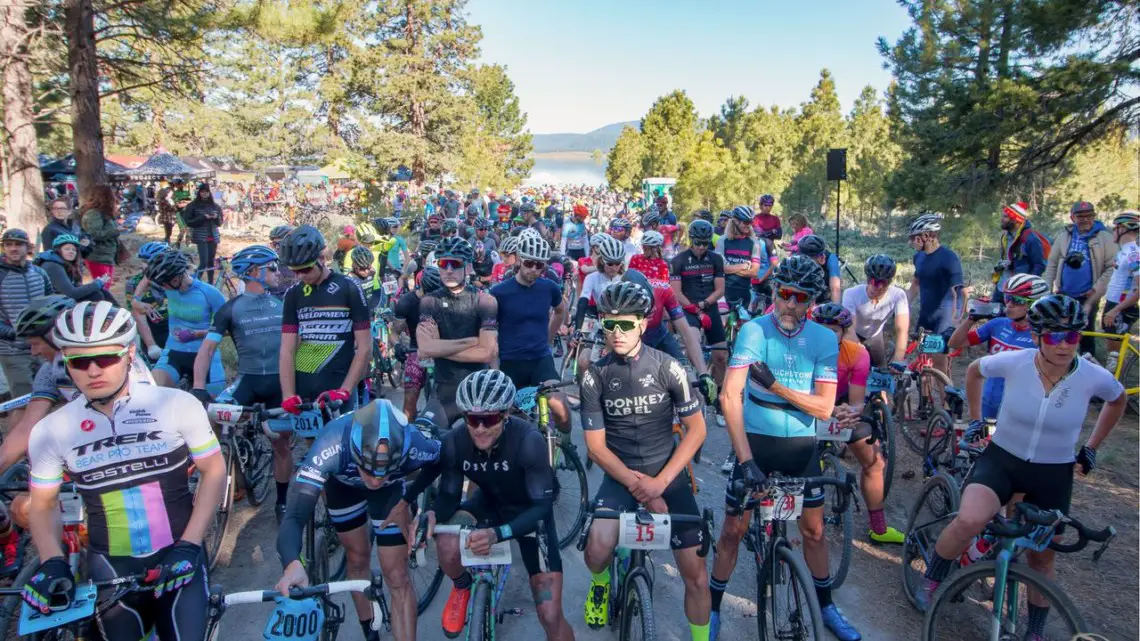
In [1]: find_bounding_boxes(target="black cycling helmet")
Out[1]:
[436,236,474,264]
[419,266,443,293]
[810,302,853,328]
[641,211,660,227]
[688,219,714,241]
[519,202,538,215]
[442,219,458,234]
[797,234,827,258]
[145,249,191,285]
[269,224,295,243]
[278,224,326,268]
[474,217,492,230]
[350,245,374,270]
[418,239,437,256]
[864,254,897,281]
[772,254,826,296]
[621,268,656,301]
[1027,294,1087,333]
[730,205,753,222]
[598,281,653,317]
[16,295,76,339]
[694,209,713,222]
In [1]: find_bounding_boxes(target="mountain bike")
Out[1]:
[1081,329,1139,414]
[512,380,589,549]
[205,575,384,641]
[577,505,714,641]
[924,502,1115,640]
[731,471,857,640]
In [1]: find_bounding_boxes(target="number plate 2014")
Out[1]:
[291,410,324,438]
[617,513,671,550]
[815,419,852,442]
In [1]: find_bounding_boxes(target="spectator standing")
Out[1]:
[79,184,121,285]
[181,182,224,282]
[1042,201,1116,356]
[41,199,83,253]
[0,228,53,424]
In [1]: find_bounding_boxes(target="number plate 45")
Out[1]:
[618,513,672,550]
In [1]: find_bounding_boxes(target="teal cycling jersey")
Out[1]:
[165,279,226,353]
[728,314,838,438]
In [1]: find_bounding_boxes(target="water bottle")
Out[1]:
[616,547,631,580]
[960,534,993,566]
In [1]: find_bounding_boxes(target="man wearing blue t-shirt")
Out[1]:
[489,232,571,435]
[907,214,963,380]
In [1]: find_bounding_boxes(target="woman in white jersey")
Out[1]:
[915,295,1127,639]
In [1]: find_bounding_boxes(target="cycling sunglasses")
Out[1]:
[289,261,318,274]
[63,348,129,370]
[522,259,546,270]
[602,319,638,333]
[437,258,465,271]
[465,412,506,429]
[263,263,280,272]
[1004,294,1032,306]
[776,287,812,304]
[1040,330,1081,346]
[691,241,710,247]
[603,260,624,268]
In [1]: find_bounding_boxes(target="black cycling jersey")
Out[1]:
[472,256,495,279]
[403,417,553,542]
[580,345,701,474]
[670,248,724,303]
[418,285,497,386]
[207,292,283,375]
[281,271,370,393]
[392,290,422,350]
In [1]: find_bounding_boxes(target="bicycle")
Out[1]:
[730,471,857,640]
[0,568,164,640]
[370,309,400,390]
[576,505,714,641]
[1080,329,1139,414]
[863,366,898,500]
[560,322,604,385]
[198,255,244,299]
[923,502,1115,640]
[895,328,960,455]
[205,575,384,641]
[814,422,859,589]
[723,301,751,350]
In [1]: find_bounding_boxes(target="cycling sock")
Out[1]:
[709,576,727,611]
[590,568,610,585]
[924,552,956,582]
[276,482,289,506]
[812,575,832,608]
[1026,604,1049,635]
[689,621,710,641]
[453,570,473,590]
[868,508,887,535]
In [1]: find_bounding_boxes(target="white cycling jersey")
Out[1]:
[841,284,909,339]
[980,349,1123,464]
[580,270,621,306]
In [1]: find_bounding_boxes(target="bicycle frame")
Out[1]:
[1081,331,1139,396]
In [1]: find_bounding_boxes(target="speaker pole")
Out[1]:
[835,179,841,256]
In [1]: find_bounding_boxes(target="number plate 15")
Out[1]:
[617,513,671,550]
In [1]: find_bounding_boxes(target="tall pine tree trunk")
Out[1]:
[1,1,46,240]
[66,0,107,195]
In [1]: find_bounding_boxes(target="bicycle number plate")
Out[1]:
[617,513,671,550]
[382,278,399,295]
[759,491,803,522]
[59,490,84,524]
[815,418,852,442]
[263,596,324,641]
[1014,523,1058,553]
[208,403,244,426]
[19,584,97,635]
[920,334,946,354]
[866,370,896,395]
[459,531,512,567]
[290,410,324,438]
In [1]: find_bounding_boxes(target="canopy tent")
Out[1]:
[295,170,328,185]
[318,159,352,181]
[185,157,256,183]
[40,155,131,182]
[127,152,214,180]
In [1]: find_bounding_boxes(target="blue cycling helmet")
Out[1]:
[138,241,169,261]
[231,245,280,279]
[52,234,80,249]
[349,399,410,476]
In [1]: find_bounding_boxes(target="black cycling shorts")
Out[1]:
[965,443,1074,516]
[684,309,726,346]
[1102,301,1139,333]
[219,373,283,408]
[88,547,209,641]
[593,471,705,551]
[499,355,560,390]
[324,476,407,546]
[724,434,824,515]
[566,248,586,261]
[459,490,562,577]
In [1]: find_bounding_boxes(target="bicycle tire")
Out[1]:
[1121,350,1138,415]
[243,430,274,507]
[923,559,1089,640]
[552,441,589,549]
[899,381,927,455]
[201,443,234,571]
[619,573,656,641]
[867,396,896,500]
[310,528,330,586]
[412,487,445,614]
[901,471,960,611]
[757,541,823,640]
[820,451,853,589]
[0,558,38,638]
[921,410,954,477]
[467,581,494,641]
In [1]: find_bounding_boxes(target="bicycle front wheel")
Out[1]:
[901,471,960,610]
[1121,350,1138,415]
[467,581,494,641]
[924,560,1089,640]
[552,440,588,549]
[619,573,656,641]
[757,541,823,640]
[920,410,954,478]
[866,397,896,500]
[820,451,853,589]
[243,431,274,507]
[200,443,234,571]
[412,486,445,614]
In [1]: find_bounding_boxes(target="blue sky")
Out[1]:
[467,0,914,134]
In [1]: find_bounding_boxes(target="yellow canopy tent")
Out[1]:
[319,159,352,181]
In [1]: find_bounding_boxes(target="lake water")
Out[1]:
[524,154,607,186]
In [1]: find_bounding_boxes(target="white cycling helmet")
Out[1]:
[456,369,516,414]
[640,230,664,248]
[499,236,519,255]
[517,232,551,261]
[908,213,943,236]
[590,233,614,247]
[596,235,625,263]
[53,301,137,349]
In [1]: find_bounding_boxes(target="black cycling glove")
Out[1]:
[1076,446,1096,475]
[190,388,212,409]
[738,459,766,490]
[22,556,73,614]
[748,362,777,389]
[153,541,201,598]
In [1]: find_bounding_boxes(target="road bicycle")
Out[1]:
[512,380,589,549]
[432,524,533,641]
[1081,329,1139,414]
[894,328,961,455]
[205,575,384,641]
[923,502,1115,640]
[560,322,604,384]
[577,505,714,641]
[862,365,898,500]
[731,471,857,640]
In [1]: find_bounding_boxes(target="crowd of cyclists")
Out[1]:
[0,183,1135,641]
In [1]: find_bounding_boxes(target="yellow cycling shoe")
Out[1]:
[869,526,905,545]
[584,580,610,629]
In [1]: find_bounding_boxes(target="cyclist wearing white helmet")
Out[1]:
[907,213,963,381]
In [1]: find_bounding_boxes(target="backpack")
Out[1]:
[1018,228,1052,259]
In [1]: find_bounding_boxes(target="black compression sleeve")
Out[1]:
[500,431,556,539]
[275,483,320,567]
[401,461,442,504]
[430,467,464,523]
[573,296,589,330]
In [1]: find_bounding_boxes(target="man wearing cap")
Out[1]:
[1043,201,1117,356]
[0,229,54,424]
[994,201,1046,294]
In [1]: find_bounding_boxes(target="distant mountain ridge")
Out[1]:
[532,121,639,154]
